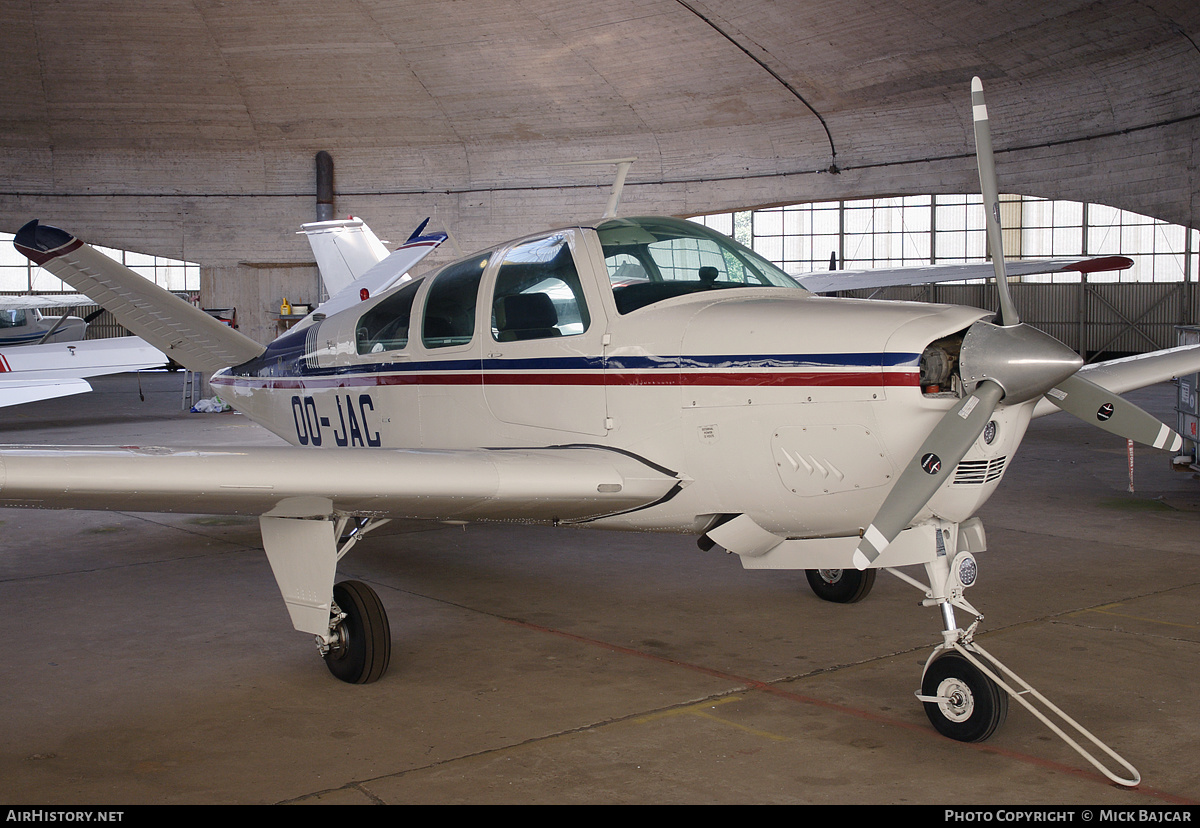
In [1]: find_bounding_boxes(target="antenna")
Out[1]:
[553,157,638,219]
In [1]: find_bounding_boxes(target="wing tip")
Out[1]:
[14,220,80,265]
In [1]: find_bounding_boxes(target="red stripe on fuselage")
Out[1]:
[212,370,920,391]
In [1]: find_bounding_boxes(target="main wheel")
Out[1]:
[324,580,392,684]
[805,568,876,603]
[920,651,1008,742]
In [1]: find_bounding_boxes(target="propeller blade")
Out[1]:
[1046,373,1183,451]
[853,380,1004,570]
[971,76,1020,328]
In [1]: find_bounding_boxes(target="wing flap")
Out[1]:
[0,444,684,523]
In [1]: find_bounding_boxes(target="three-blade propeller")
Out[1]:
[851,78,1182,570]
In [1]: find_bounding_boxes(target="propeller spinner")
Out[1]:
[851,78,1182,570]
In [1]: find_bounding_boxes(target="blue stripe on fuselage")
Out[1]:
[230,346,920,380]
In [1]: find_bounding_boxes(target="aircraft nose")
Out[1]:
[958,320,1083,404]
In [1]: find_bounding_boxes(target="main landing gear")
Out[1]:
[804,568,876,603]
[323,580,392,684]
[260,508,395,685]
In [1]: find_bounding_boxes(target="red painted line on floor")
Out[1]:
[499,615,1198,804]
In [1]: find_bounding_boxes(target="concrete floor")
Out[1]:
[1,371,1198,805]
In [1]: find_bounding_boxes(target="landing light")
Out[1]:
[952,552,978,590]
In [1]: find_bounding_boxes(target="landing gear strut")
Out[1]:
[260,507,395,684]
[886,523,1141,785]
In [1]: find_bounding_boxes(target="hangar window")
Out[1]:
[0,231,200,294]
[692,196,1200,284]
[1,231,201,339]
[423,255,489,348]
[356,278,422,354]
[491,235,590,341]
[692,197,1200,357]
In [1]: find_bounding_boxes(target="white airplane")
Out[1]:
[0,293,166,406]
[1,80,1192,784]
[0,294,90,345]
[0,335,168,407]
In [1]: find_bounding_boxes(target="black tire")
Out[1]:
[324,580,392,684]
[805,568,876,603]
[920,651,1008,742]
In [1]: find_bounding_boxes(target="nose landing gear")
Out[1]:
[886,525,1141,786]
[919,649,1008,743]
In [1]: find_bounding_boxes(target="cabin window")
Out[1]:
[355,278,423,355]
[423,255,489,348]
[491,235,590,341]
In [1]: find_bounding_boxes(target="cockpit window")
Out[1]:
[491,235,590,341]
[596,216,804,314]
[423,255,490,348]
[0,309,28,328]
[356,278,422,355]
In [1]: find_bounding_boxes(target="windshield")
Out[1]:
[596,216,805,313]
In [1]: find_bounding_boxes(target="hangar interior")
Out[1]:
[2,0,1200,806]
[3,0,1199,343]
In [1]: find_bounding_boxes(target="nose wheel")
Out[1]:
[919,650,1008,742]
[324,580,392,684]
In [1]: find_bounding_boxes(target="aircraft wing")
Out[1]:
[797,256,1133,293]
[0,444,687,523]
[0,378,93,407]
[0,337,167,408]
[14,221,265,374]
[1031,344,1200,419]
[0,294,94,310]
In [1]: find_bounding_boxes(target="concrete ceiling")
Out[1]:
[2,0,1198,266]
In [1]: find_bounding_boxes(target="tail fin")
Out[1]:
[299,217,390,298]
[14,221,265,374]
[307,224,447,322]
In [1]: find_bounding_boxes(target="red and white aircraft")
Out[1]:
[2,80,1193,783]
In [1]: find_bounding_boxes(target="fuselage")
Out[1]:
[212,217,1028,539]
[0,308,86,345]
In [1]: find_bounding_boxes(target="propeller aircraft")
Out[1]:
[0,293,165,407]
[0,295,88,345]
[3,79,1196,784]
